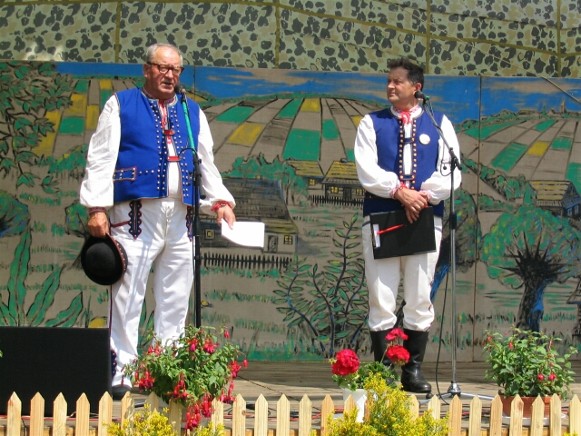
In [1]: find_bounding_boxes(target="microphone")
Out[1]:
[414,90,430,101]
[174,84,187,102]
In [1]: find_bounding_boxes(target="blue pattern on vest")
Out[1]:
[363,108,445,217]
[113,88,201,206]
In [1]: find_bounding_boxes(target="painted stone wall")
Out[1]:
[1,1,580,76]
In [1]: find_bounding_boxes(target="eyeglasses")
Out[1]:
[147,62,184,76]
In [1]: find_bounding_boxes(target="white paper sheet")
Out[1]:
[221,221,265,248]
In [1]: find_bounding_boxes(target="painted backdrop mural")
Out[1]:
[0,61,579,363]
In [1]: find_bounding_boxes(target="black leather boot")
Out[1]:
[401,329,432,393]
[370,329,393,366]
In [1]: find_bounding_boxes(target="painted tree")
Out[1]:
[273,213,367,357]
[0,62,74,192]
[480,205,581,331]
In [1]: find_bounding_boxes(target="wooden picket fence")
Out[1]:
[1,391,581,435]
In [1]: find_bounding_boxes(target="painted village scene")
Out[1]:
[0,1,580,375]
[0,61,579,368]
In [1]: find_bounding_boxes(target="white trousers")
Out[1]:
[362,216,442,332]
[108,198,193,387]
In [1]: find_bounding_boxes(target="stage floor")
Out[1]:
[233,361,521,404]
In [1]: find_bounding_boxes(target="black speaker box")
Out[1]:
[0,327,111,416]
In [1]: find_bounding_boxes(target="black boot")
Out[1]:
[370,329,393,366]
[401,329,431,394]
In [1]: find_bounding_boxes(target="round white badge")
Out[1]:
[419,133,430,145]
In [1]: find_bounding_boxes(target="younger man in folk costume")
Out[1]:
[354,58,461,393]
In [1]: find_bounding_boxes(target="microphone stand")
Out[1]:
[420,97,491,401]
[178,88,203,328]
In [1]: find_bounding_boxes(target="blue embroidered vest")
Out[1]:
[113,88,201,206]
[362,108,445,217]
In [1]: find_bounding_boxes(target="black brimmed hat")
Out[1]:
[81,234,127,286]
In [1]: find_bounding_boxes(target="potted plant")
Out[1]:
[329,328,409,421]
[483,327,578,417]
[124,325,246,431]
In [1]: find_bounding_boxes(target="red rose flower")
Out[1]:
[386,328,408,342]
[331,349,360,376]
[386,344,410,366]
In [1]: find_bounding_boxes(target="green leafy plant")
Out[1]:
[125,325,246,430]
[330,328,409,391]
[328,373,448,435]
[483,327,578,398]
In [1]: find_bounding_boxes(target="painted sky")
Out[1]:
[57,63,581,125]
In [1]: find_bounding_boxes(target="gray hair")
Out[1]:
[145,43,183,65]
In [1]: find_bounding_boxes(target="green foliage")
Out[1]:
[225,153,308,203]
[46,143,88,179]
[483,327,577,398]
[137,301,155,353]
[480,205,581,329]
[273,213,367,357]
[481,205,580,286]
[107,404,225,435]
[328,374,448,436]
[245,336,321,361]
[0,229,83,326]
[193,423,225,436]
[0,62,74,194]
[0,191,29,237]
[333,360,397,391]
[476,193,516,213]
[107,405,176,435]
[125,325,243,408]
[462,157,528,200]
[64,200,89,238]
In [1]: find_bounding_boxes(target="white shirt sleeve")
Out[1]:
[196,108,236,213]
[420,114,462,203]
[354,114,400,198]
[79,95,121,208]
